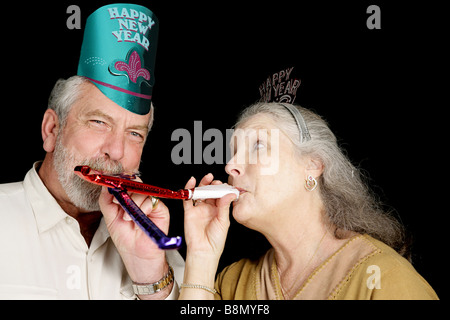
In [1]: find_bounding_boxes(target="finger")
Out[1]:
[183,176,196,211]
[123,212,132,221]
[101,189,136,222]
[130,191,147,206]
[120,193,146,223]
[116,192,158,222]
[145,198,169,217]
[194,173,215,205]
[108,191,134,222]
[193,174,214,206]
[216,193,236,226]
[142,198,170,234]
[99,187,123,226]
[216,193,237,208]
[198,173,214,187]
[184,176,196,189]
[193,199,204,207]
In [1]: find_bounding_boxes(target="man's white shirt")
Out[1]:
[0,162,184,299]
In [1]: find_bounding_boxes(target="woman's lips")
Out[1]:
[235,187,248,195]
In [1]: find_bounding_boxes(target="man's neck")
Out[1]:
[38,157,103,247]
[72,211,103,247]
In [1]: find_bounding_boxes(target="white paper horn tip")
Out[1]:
[191,184,240,200]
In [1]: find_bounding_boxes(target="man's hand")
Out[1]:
[99,186,172,299]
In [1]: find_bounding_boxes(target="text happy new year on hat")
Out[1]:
[108,6,156,51]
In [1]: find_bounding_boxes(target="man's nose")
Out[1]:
[101,131,125,161]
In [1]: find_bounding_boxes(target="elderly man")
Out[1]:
[0,4,184,299]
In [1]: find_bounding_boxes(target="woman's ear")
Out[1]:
[41,109,60,153]
[305,157,324,178]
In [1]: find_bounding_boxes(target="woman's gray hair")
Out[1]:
[47,75,154,131]
[235,102,410,260]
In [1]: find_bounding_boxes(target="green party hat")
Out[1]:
[77,3,159,115]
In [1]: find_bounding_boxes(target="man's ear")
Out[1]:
[41,109,60,153]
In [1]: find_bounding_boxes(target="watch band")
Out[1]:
[132,265,174,295]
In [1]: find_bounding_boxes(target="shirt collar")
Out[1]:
[24,162,111,248]
[23,162,68,233]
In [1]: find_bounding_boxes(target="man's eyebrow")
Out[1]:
[85,109,149,133]
[85,109,115,124]
[130,124,150,133]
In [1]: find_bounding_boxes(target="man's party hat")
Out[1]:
[77,3,159,115]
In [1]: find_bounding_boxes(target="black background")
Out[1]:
[1,1,445,299]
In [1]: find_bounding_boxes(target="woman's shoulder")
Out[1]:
[215,249,273,300]
[335,234,439,300]
[362,234,431,282]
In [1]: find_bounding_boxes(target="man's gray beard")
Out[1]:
[53,133,124,212]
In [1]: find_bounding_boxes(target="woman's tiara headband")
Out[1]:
[278,103,311,143]
[259,67,311,143]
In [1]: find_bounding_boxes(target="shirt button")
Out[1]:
[66,217,73,224]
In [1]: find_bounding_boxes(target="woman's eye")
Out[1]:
[254,141,265,150]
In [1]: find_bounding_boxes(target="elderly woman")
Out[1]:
[179,102,438,300]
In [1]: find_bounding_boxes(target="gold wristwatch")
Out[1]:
[132,265,174,295]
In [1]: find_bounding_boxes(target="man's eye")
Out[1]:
[90,120,106,125]
[130,131,145,141]
[131,132,142,138]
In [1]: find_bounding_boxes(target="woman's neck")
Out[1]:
[261,203,350,299]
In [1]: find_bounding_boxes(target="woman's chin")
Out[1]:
[231,204,252,226]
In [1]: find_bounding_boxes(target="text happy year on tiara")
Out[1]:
[259,67,301,103]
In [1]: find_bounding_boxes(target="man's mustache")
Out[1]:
[78,157,124,175]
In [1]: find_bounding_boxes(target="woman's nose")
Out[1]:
[225,154,245,178]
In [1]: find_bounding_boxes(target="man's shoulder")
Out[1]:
[0,181,25,197]
[0,181,28,217]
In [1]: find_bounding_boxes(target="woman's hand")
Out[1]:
[180,173,236,300]
[183,173,236,259]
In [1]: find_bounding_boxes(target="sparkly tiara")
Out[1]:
[259,67,311,143]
